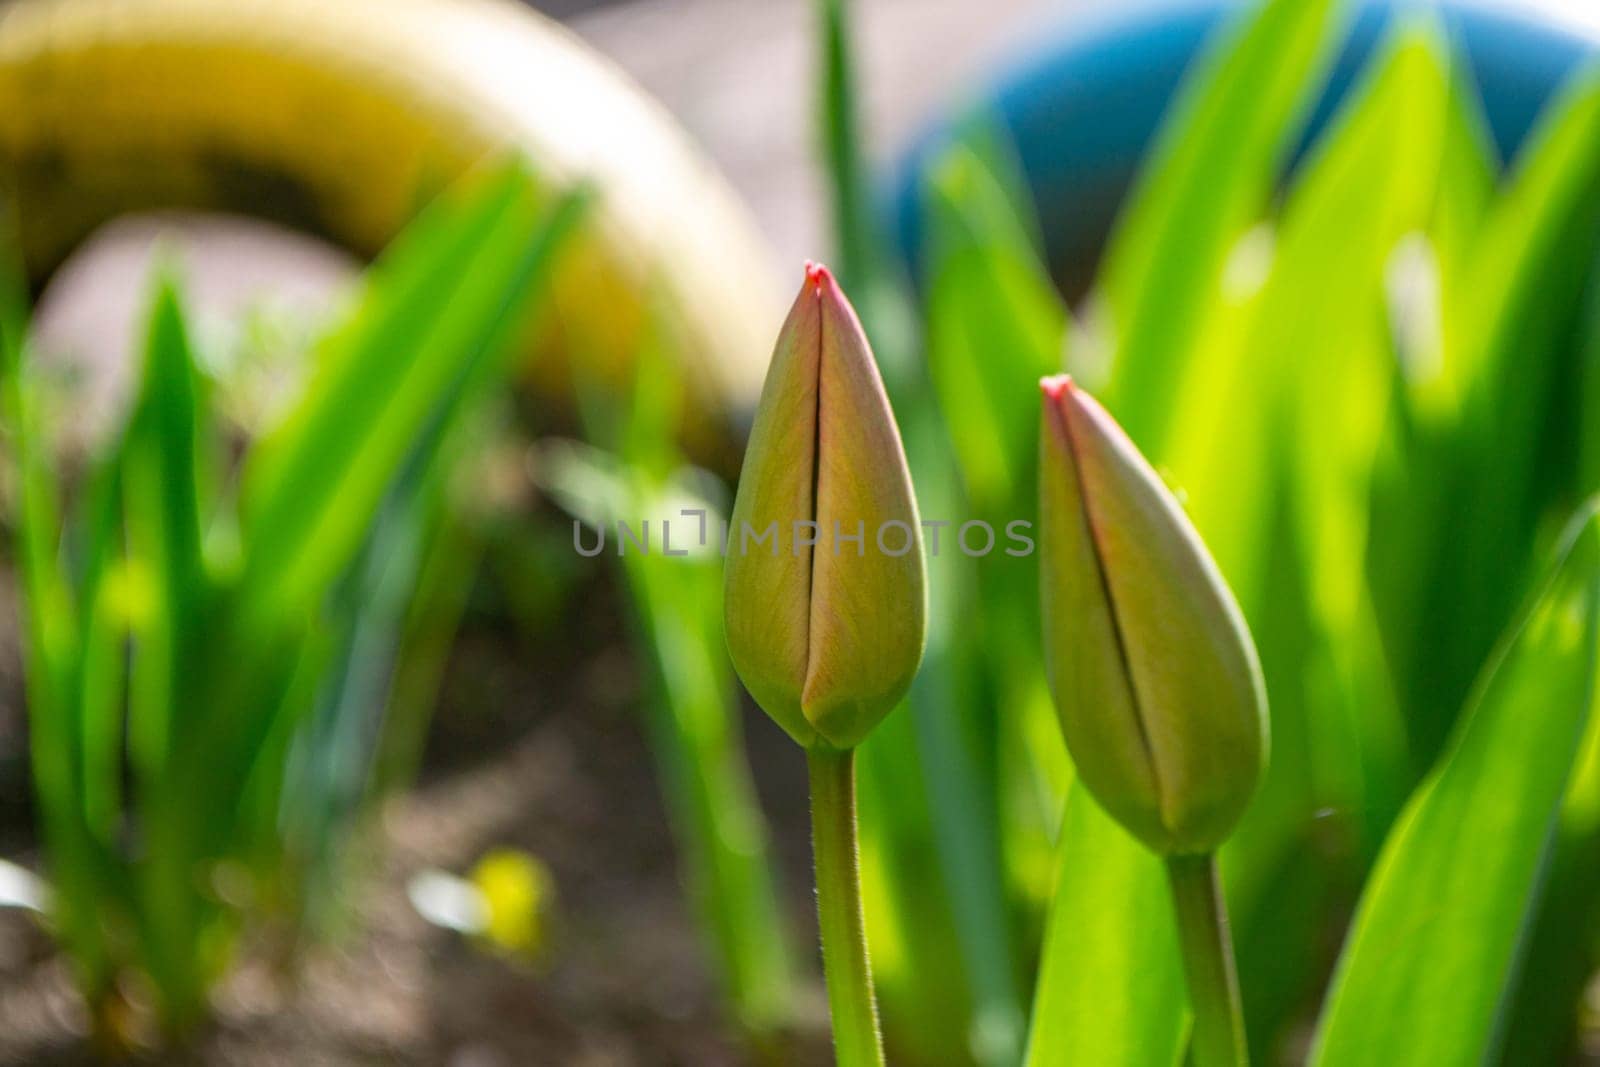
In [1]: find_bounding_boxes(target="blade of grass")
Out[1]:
[0,213,120,1012]
[119,278,221,1030]
[1268,21,1455,848]
[922,133,1075,1060]
[241,164,580,615]
[1499,257,1600,1064]
[1160,31,1505,1054]
[1024,782,1186,1067]
[924,143,1065,514]
[277,174,588,908]
[609,333,796,1036]
[1495,733,1600,1064]
[123,279,208,785]
[373,504,484,793]
[1399,70,1600,762]
[1101,0,1341,452]
[1362,54,1496,763]
[173,174,588,939]
[1580,258,1600,498]
[278,449,441,923]
[631,550,797,1034]
[71,448,128,847]
[855,716,978,1064]
[818,0,870,293]
[1310,501,1600,1067]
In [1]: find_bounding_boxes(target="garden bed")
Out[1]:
[0,579,831,1065]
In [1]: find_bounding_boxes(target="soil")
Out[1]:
[0,569,834,1066]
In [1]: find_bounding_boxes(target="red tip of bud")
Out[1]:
[1040,374,1075,401]
[804,260,834,293]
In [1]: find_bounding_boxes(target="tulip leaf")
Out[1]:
[170,167,588,875]
[0,227,120,991]
[1024,782,1186,1067]
[69,445,128,849]
[1101,0,1340,452]
[121,279,226,1016]
[1265,21,1453,848]
[1197,29,1464,1050]
[924,140,1066,515]
[1361,62,1497,771]
[1398,71,1600,762]
[920,128,1067,1064]
[242,164,588,617]
[1447,71,1600,420]
[1495,252,1600,1065]
[122,280,208,784]
[1581,276,1600,499]
[1310,502,1600,1067]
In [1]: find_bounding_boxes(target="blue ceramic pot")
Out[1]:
[892,0,1600,295]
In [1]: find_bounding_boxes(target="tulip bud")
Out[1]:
[725,263,926,750]
[1038,375,1267,855]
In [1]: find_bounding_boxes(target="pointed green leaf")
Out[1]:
[1272,23,1454,836]
[174,175,588,831]
[0,217,122,995]
[1102,0,1340,451]
[1311,503,1600,1067]
[1024,782,1186,1067]
[924,142,1066,515]
[242,165,587,616]
[1400,70,1600,761]
[123,278,208,779]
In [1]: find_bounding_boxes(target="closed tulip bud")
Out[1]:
[1038,375,1267,855]
[725,262,926,750]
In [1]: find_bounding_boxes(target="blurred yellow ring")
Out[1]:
[0,0,779,442]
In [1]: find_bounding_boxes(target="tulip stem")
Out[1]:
[808,746,885,1067]
[1166,853,1248,1067]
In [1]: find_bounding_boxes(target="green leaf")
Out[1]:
[814,0,917,391]
[1579,270,1600,498]
[1362,54,1495,728]
[117,277,221,1025]
[920,129,1071,1065]
[1500,249,1600,1067]
[1264,22,1454,851]
[177,174,588,831]
[1399,69,1600,762]
[570,309,797,1032]
[1422,68,1498,344]
[1310,502,1600,1067]
[241,163,587,617]
[0,221,74,748]
[123,278,209,782]
[1442,70,1600,418]
[924,142,1066,514]
[817,0,871,294]
[0,218,120,995]
[1102,0,1341,452]
[1024,782,1186,1067]
[1278,22,1449,605]
[72,446,129,845]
